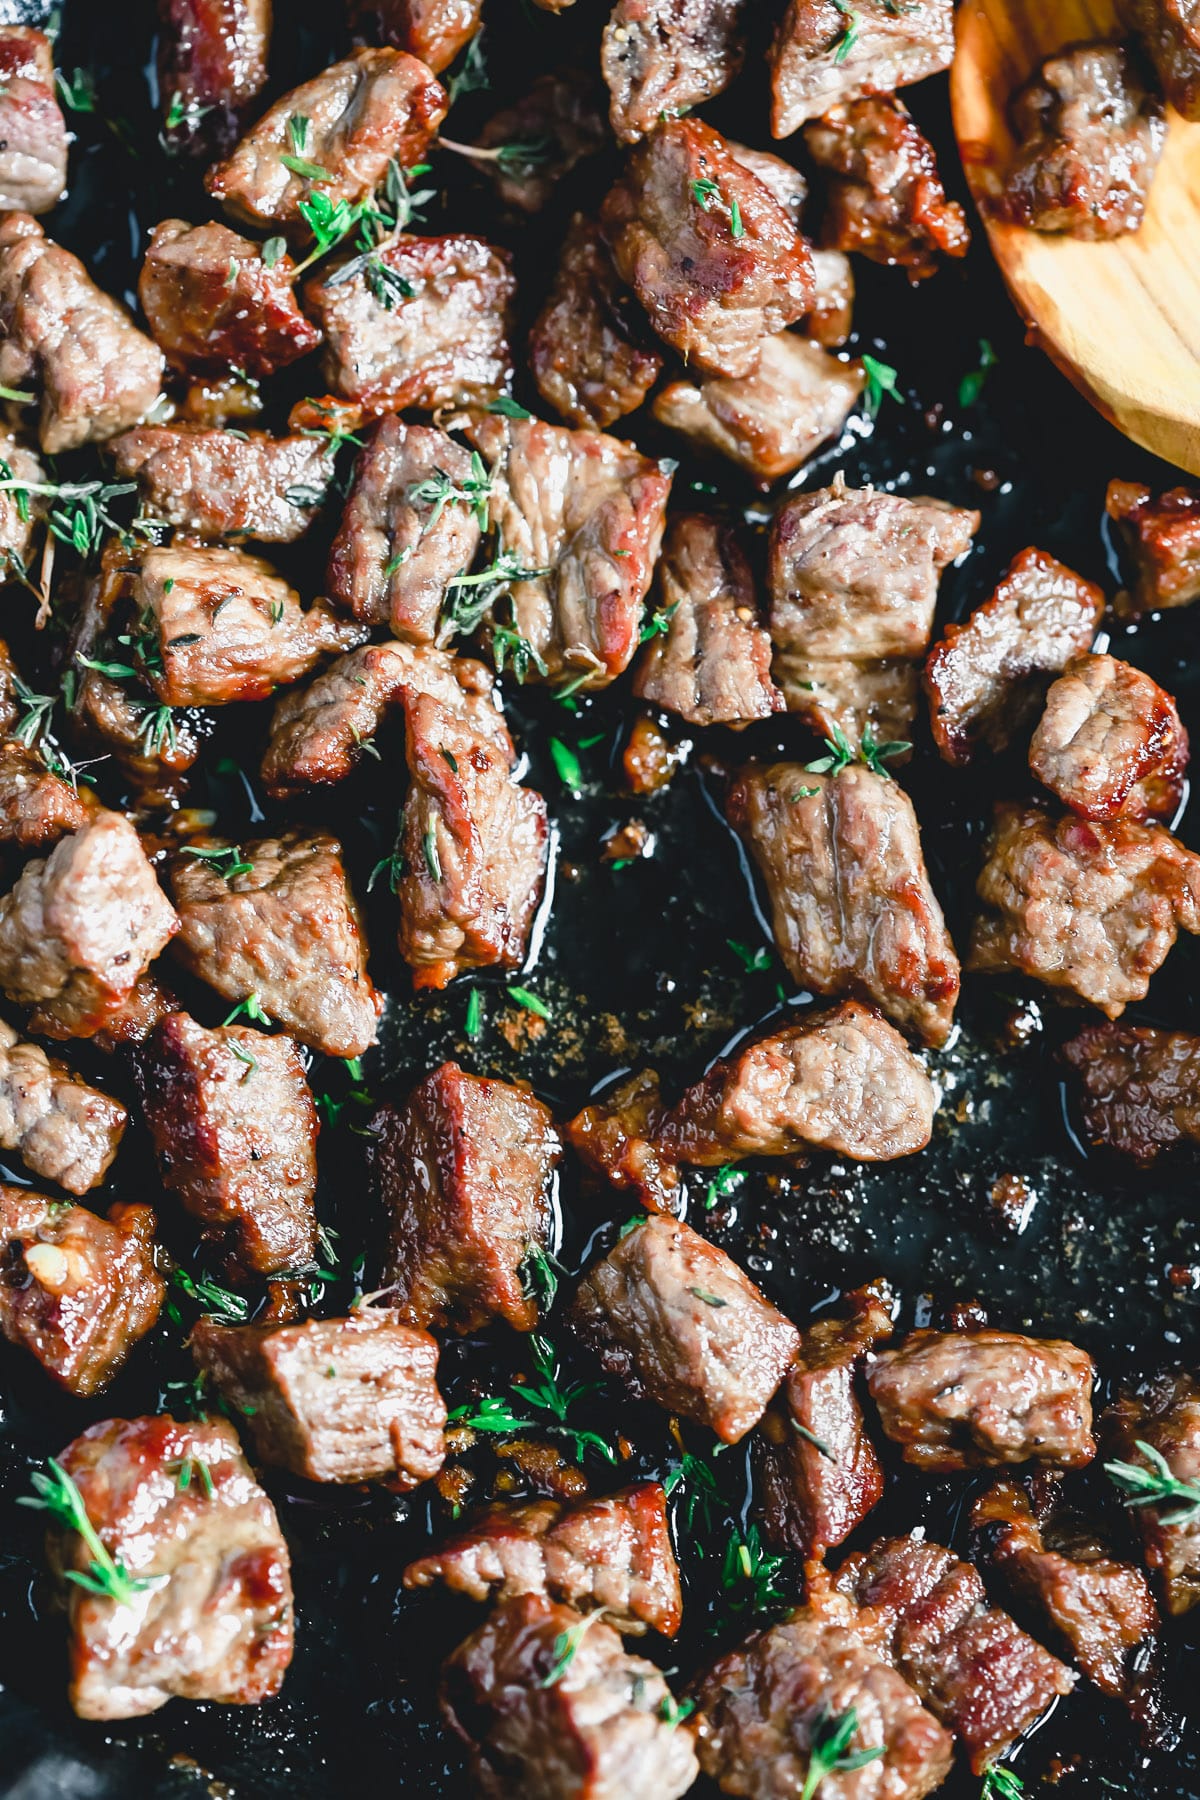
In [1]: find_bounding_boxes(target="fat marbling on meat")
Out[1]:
[601,0,747,145]
[0,27,69,214]
[1029,652,1188,822]
[768,0,953,137]
[0,1018,126,1193]
[111,426,335,545]
[529,214,664,431]
[138,219,320,379]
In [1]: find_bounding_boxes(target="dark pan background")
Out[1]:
[0,0,1196,1794]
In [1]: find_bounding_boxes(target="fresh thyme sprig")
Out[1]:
[448,1335,616,1466]
[439,134,552,176]
[861,353,901,419]
[539,1610,603,1687]
[0,474,139,559]
[980,1766,1025,1799]
[1105,1438,1200,1524]
[407,452,493,535]
[691,176,745,240]
[800,1707,884,1800]
[20,1460,153,1608]
[180,843,253,881]
[804,723,910,780]
[830,0,861,64]
[718,1523,787,1622]
[168,1267,250,1324]
[438,550,550,643]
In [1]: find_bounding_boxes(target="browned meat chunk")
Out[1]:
[998,43,1166,239]
[327,418,484,635]
[138,219,320,379]
[0,738,89,849]
[1061,1020,1200,1165]
[0,1020,125,1193]
[369,1062,559,1334]
[0,430,45,566]
[348,0,483,73]
[1029,653,1188,822]
[728,766,960,1047]
[475,70,609,214]
[0,214,164,454]
[836,1535,1075,1773]
[755,1284,892,1558]
[0,811,178,1041]
[158,0,272,156]
[112,427,334,545]
[139,1012,318,1278]
[1107,478,1200,615]
[633,515,782,727]
[805,96,970,279]
[568,1214,800,1443]
[924,546,1104,764]
[405,1481,681,1636]
[207,48,446,228]
[565,1068,682,1214]
[727,140,809,225]
[968,802,1200,1016]
[192,1310,446,1487]
[601,118,815,379]
[262,638,442,793]
[48,1414,293,1720]
[806,246,856,346]
[601,0,747,144]
[653,332,863,486]
[775,655,922,753]
[0,1191,161,1394]
[90,973,177,1055]
[169,831,379,1057]
[529,216,663,431]
[867,1328,1096,1470]
[971,1477,1162,1707]
[656,1001,936,1165]
[0,28,68,213]
[442,1595,698,1800]
[769,0,953,138]
[1122,0,1200,118]
[465,413,672,691]
[307,234,514,415]
[694,1594,954,1800]
[1105,1374,1200,1614]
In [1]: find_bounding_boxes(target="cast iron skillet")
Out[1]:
[0,3,1196,1795]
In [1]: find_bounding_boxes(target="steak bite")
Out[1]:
[968,801,1200,1017]
[192,1310,446,1487]
[1105,1374,1200,1614]
[693,1596,954,1800]
[261,638,445,794]
[728,765,960,1048]
[1029,653,1188,822]
[0,214,164,454]
[601,117,815,379]
[49,1414,293,1720]
[656,1001,937,1165]
[0,27,69,214]
[475,70,609,214]
[632,515,783,728]
[138,219,320,379]
[0,1020,126,1193]
[998,43,1166,239]
[368,1063,560,1334]
[924,546,1105,765]
[111,427,335,545]
[157,0,272,157]
[466,413,672,691]
[565,1068,681,1215]
[139,1012,319,1278]
[806,246,856,346]
[348,0,483,73]
[1061,1020,1200,1166]
[568,1214,800,1443]
[0,1191,162,1395]
[1106,478,1200,615]
[441,1595,699,1800]
[727,139,809,226]
[529,215,663,431]
[652,332,863,486]
[754,1283,892,1558]
[0,810,178,1041]
[405,1481,682,1636]
[168,829,380,1058]
[835,1535,1075,1773]
[867,1327,1097,1470]
[307,233,515,415]
[0,738,89,850]
[601,0,747,145]
[1123,0,1200,118]
[768,0,954,138]
[206,48,447,229]
[326,418,485,636]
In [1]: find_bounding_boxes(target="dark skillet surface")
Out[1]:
[0,2,1197,1795]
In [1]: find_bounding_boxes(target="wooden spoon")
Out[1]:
[951,0,1200,476]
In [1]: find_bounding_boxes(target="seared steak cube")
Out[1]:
[140,1012,318,1278]
[1106,478,1200,615]
[968,801,1200,1017]
[727,139,809,226]
[529,215,663,431]
[370,1062,560,1334]
[262,639,446,794]
[348,0,483,73]
[601,117,815,378]
[565,1068,682,1215]
[601,0,747,145]
[728,765,960,1047]
[49,1414,293,1719]
[475,70,609,214]
[769,0,953,137]
[169,830,381,1058]
[1029,653,1188,822]
[568,1214,800,1443]
[1123,0,1200,118]
[806,246,856,346]
[158,0,272,157]
[1104,1374,1200,1614]
[0,1019,126,1193]
[999,43,1166,239]
[773,653,921,753]
[138,219,320,379]
[111,427,335,545]
[632,514,782,728]
[924,546,1104,764]
[0,737,89,849]
[0,1191,162,1395]
[441,1595,699,1800]
[0,810,178,1040]
[867,1327,1096,1470]
[1061,1020,1200,1166]
[0,27,68,213]
[405,1480,681,1636]
[192,1310,446,1487]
